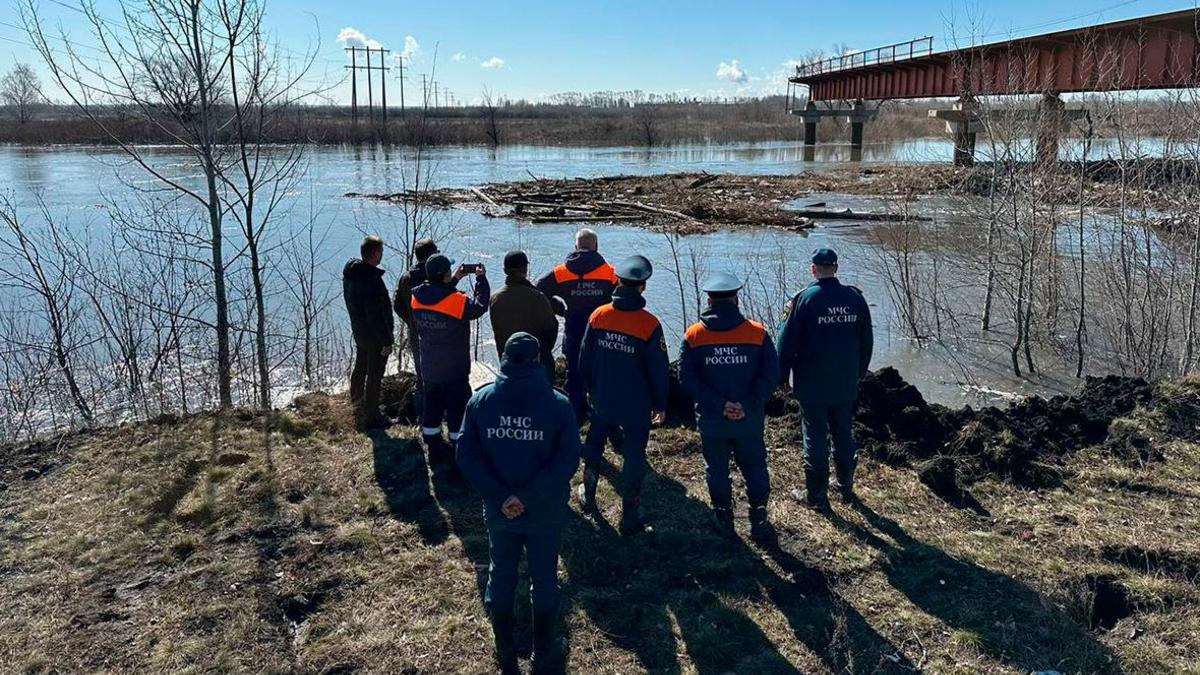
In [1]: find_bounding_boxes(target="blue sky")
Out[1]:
[0,0,1194,104]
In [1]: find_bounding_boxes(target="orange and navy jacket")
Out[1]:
[679,302,779,437]
[535,250,617,344]
[578,286,669,427]
[411,278,490,384]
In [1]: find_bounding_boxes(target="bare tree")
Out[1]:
[24,0,316,409]
[0,63,44,123]
[481,86,501,148]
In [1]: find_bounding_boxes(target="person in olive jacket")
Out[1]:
[490,250,559,383]
[457,333,580,675]
[777,248,873,510]
[342,236,395,431]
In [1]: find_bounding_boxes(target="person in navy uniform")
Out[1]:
[457,333,581,675]
[776,248,874,511]
[576,255,669,535]
[411,253,490,466]
[678,272,780,544]
[535,228,618,421]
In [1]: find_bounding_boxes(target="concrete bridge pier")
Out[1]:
[792,98,878,162]
[1037,92,1065,169]
[930,97,982,167]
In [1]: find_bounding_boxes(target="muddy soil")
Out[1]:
[379,359,1194,489]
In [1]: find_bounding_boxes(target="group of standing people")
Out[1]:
[342,229,873,674]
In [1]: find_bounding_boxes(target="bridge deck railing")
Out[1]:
[794,36,934,78]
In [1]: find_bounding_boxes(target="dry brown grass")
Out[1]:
[1,390,1198,674]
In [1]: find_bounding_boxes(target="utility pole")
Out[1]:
[397,55,406,116]
[346,46,358,122]
[421,74,429,109]
[379,47,388,124]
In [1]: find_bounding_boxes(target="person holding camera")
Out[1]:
[411,253,490,467]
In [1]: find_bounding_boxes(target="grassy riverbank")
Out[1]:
[2,373,1198,673]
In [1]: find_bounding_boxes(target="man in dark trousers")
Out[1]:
[411,253,490,465]
[457,333,580,675]
[777,248,874,511]
[343,235,394,431]
[393,238,439,389]
[535,228,617,421]
[490,250,559,383]
[577,255,669,535]
[678,272,780,544]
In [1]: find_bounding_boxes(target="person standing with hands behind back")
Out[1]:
[343,235,394,432]
[456,333,580,675]
[576,255,669,536]
[411,253,490,468]
[678,272,779,544]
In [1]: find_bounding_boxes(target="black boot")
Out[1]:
[423,433,447,466]
[619,496,647,536]
[790,470,831,512]
[749,504,777,546]
[531,610,565,674]
[490,609,520,675]
[835,460,858,504]
[576,467,599,512]
[710,492,735,538]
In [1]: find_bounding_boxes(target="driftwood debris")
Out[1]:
[790,208,932,222]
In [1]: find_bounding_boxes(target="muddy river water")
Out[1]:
[2,139,1120,406]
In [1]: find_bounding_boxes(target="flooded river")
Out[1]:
[0,140,1094,407]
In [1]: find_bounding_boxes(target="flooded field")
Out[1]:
[0,140,1135,409]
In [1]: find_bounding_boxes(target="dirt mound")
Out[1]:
[853,368,1161,486]
[379,373,420,423]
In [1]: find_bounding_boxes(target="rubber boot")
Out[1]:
[576,467,599,512]
[423,433,446,466]
[619,496,647,536]
[531,610,565,675]
[749,503,777,546]
[791,470,831,512]
[835,460,858,504]
[710,493,735,538]
[490,609,520,675]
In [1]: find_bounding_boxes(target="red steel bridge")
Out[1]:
[787,8,1200,163]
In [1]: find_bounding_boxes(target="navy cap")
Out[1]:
[616,255,653,283]
[426,253,455,278]
[503,332,541,363]
[503,250,529,271]
[702,271,743,296]
[812,248,839,266]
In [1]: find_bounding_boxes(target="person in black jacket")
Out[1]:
[343,236,395,431]
[457,333,580,675]
[393,238,439,391]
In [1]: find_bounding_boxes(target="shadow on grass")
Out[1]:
[368,431,450,548]
[831,503,1121,674]
[561,467,917,674]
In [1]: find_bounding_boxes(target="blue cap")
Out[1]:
[426,253,455,278]
[503,332,541,363]
[702,271,743,296]
[616,255,653,282]
[812,248,838,265]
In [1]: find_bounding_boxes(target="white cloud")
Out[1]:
[399,35,420,61]
[337,27,382,50]
[451,52,467,62]
[480,56,505,69]
[716,59,748,83]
